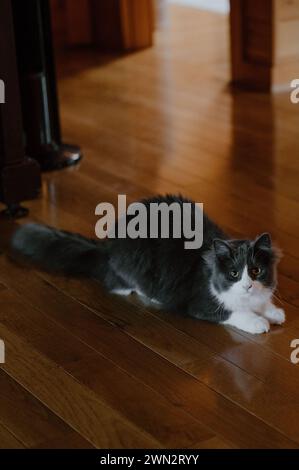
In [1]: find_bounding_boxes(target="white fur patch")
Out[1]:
[112,287,161,305]
[263,304,285,324]
[223,311,270,334]
[111,288,133,296]
[211,266,272,313]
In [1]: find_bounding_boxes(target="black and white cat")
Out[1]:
[11,195,285,334]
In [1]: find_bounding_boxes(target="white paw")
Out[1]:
[247,316,270,334]
[223,312,271,334]
[265,307,285,325]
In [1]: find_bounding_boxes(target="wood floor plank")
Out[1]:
[0,257,295,448]
[0,256,215,370]
[65,354,214,448]
[0,423,24,449]
[0,281,217,448]
[32,432,94,449]
[0,370,92,449]
[43,276,299,446]
[150,306,299,398]
[189,436,234,449]
[0,324,160,449]
[0,287,94,367]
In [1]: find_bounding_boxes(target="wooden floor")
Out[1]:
[1,5,299,449]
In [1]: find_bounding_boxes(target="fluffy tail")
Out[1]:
[11,223,108,278]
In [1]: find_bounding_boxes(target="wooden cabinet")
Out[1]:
[52,0,154,51]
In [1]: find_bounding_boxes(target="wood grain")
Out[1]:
[0,370,93,448]
[0,423,24,449]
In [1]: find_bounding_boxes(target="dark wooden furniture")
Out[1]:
[230,0,299,91]
[0,0,84,215]
[12,0,82,173]
[52,0,154,50]
[0,0,41,214]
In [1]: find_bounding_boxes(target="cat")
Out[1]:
[11,194,285,334]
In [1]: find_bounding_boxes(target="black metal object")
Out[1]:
[12,0,82,172]
[0,203,29,219]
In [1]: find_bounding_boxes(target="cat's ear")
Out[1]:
[213,239,232,259]
[254,233,272,251]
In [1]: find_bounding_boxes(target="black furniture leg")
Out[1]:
[12,0,83,172]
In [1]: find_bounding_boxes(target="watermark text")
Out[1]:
[0,79,5,104]
[95,195,203,249]
[290,339,299,364]
[0,340,5,364]
[290,79,299,104]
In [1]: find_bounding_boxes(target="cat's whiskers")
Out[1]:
[272,290,284,306]
[213,300,225,320]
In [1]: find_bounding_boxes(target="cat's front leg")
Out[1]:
[223,311,270,334]
[261,301,285,325]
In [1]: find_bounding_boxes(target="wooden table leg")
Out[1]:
[230,0,299,92]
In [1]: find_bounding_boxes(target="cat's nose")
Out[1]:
[244,284,252,291]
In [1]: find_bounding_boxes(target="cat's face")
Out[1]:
[210,233,279,306]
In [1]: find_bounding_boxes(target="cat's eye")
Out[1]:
[230,270,239,278]
[251,267,261,276]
